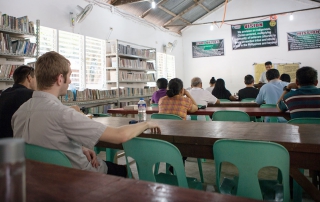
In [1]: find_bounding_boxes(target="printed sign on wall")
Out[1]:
[231,20,278,50]
[287,29,320,51]
[192,39,224,58]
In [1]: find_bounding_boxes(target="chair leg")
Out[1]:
[197,158,204,183]
[124,154,133,179]
[106,148,119,163]
[293,169,304,202]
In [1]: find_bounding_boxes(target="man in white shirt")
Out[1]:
[259,61,272,84]
[12,51,161,177]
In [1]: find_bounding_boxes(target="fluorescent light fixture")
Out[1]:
[151,0,156,9]
[290,13,294,21]
[210,24,214,31]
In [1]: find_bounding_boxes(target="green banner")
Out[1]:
[231,20,278,50]
[192,39,224,58]
[288,29,320,51]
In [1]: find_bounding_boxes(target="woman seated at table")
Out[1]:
[159,78,198,120]
[212,78,238,101]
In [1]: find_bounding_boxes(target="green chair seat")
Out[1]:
[151,103,159,107]
[260,104,278,122]
[155,173,203,190]
[287,117,320,124]
[212,110,250,122]
[25,143,72,168]
[240,98,256,102]
[219,99,231,102]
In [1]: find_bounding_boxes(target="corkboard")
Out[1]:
[277,64,299,82]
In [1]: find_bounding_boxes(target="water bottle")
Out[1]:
[138,98,147,122]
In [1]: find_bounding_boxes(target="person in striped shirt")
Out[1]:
[277,66,320,119]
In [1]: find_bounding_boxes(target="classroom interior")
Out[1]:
[1,0,320,201]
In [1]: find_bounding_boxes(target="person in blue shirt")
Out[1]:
[277,66,320,119]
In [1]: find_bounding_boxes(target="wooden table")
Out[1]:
[26,160,258,202]
[94,117,320,201]
[208,102,260,107]
[108,107,290,120]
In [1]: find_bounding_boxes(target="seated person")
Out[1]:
[259,61,272,83]
[188,77,220,106]
[212,78,237,101]
[280,73,291,83]
[205,77,216,93]
[158,78,198,120]
[0,65,37,138]
[12,51,161,177]
[238,75,259,101]
[151,78,167,104]
[277,66,320,119]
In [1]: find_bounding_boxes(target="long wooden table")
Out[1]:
[26,160,258,202]
[208,102,260,107]
[95,117,320,201]
[108,107,290,120]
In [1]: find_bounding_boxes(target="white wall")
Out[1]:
[182,0,320,93]
[1,0,184,88]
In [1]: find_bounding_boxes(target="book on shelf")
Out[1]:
[0,13,35,34]
[0,64,21,78]
[0,33,37,55]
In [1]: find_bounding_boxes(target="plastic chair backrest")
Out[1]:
[219,99,231,102]
[287,118,320,124]
[151,113,183,120]
[212,110,250,122]
[260,104,277,108]
[151,103,159,107]
[25,143,72,168]
[213,139,290,201]
[240,98,255,102]
[123,137,189,188]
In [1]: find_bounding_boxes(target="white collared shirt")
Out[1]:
[188,87,218,106]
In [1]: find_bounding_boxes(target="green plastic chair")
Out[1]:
[151,113,204,183]
[241,98,255,102]
[213,139,290,201]
[260,104,278,123]
[219,99,231,102]
[212,110,250,122]
[151,103,159,107]
[287,118,320,202]
[190,105,211,121]
[25,143,72,168]
[123,137,202,190]
[94,147,119,163]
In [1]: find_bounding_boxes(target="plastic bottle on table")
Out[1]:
[137,98,147,122]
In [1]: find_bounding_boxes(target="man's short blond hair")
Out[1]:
[35,51,70,90]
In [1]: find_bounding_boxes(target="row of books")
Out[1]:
[59,89,119,102]
[107,42,155,59]
[0,64,19,78]
[87,104,116,115]
[108,57,155,70]
[0,13,35,34]
[0,33,37,55]
[119,87,156,98]
[119,71,156,82]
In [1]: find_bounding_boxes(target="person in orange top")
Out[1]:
[159,78,198,120]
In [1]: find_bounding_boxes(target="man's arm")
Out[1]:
[276,83,298,111]
[99,121,161,144]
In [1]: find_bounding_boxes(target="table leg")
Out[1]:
[290,167,320,201]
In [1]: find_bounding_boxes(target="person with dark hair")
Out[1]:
[237,75,259,101]
[151,78,168,104]
[158,78,198,120]
[259,61,272,83]
[280,73,291,83]
[212,78,237,101]
[205,77,216,92]
[12,51,160,177]
[278,66,320,118]
[0,65,37,138]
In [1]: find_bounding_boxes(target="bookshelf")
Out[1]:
[106,39,157,106]
[0,14,39,89]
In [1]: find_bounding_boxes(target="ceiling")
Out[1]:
[106,0,320,35]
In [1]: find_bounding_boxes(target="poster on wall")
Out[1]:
[231,20,278,50]
[192,39,224,58]
[287,29,320,51]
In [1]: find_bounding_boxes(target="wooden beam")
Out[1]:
[159,5,191,25]
[163,0,204,27]
[111,0,149,6]
[140,0,168,18]
[193,0,210,12]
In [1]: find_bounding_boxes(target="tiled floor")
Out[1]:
[97,151,314,201]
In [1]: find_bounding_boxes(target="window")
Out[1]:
[156,52,175,81]
[39,26,57,55]
[85,36,105,89]
[58,31,84,89]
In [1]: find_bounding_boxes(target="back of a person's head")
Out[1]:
[167,78,183,97]
[212,78,227,97]
[280,74,291,82]
[266,69,280,81]
[244,75,254,85]
[156,78,168,89]
[191,77,202,87]
[265,61,272,66]
[296,66,318,86]
[209,77,216,85]
[35,51,70,90]
[13,65,34,84]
